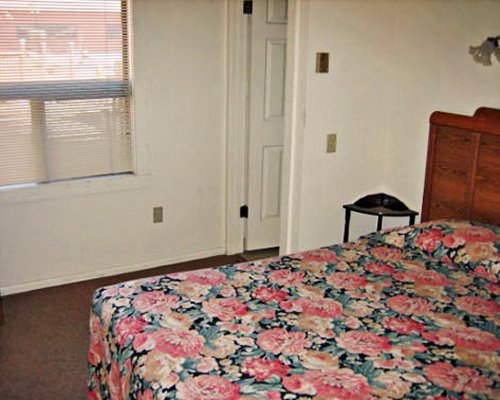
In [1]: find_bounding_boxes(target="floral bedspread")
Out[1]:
[88,220,500,399]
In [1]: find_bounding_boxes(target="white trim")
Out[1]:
[279,0,309,254]
[1,247,226,295]
[225,0,249,255]
[130,0,151,178]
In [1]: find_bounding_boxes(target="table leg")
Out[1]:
[343,209,351,243]
[377,215,383,231]
[409,215,416,226]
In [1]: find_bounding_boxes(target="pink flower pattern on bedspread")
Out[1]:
[88,220,500,399]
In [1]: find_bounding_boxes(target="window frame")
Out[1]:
[0,0,148,203]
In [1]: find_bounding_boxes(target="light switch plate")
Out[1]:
[327,133,337,153]
[316,52,329,73]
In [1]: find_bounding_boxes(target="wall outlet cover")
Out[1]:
[153,206,163,223]
[327,133,337,153]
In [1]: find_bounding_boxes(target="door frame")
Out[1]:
[225,0,310,255]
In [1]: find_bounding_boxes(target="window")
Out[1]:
[0,0,132,187]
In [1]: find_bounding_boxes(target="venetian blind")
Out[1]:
[0,0,132,187]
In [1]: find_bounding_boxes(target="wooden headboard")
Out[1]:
[422,107,500,225]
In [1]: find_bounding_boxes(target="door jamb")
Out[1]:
[225,0,249,254]
[279,0,309,254]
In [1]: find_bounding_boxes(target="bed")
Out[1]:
[88,109,500,400]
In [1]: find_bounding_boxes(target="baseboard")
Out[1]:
[1,247,226,296]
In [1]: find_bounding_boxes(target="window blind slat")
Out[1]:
[0,80,131,100]
[0,0,132,187]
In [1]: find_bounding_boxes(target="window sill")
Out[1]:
[0,173,151,205]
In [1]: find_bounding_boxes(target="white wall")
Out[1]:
[2,0,500,293]
[294,0,500,251]
[383,1,500,206]
[0,0,228,294]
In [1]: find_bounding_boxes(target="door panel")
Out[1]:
[265,39,286,120]
[261,145,283,220]
[246,0,287,250]
[267,0,287,24]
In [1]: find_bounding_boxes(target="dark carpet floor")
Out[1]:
[0,254,245,400]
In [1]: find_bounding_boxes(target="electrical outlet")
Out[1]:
[327,133,337,153]
[153,206,163,223]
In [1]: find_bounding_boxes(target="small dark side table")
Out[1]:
[343,193,418,243]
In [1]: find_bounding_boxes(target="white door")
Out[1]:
[246,0,287,250]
